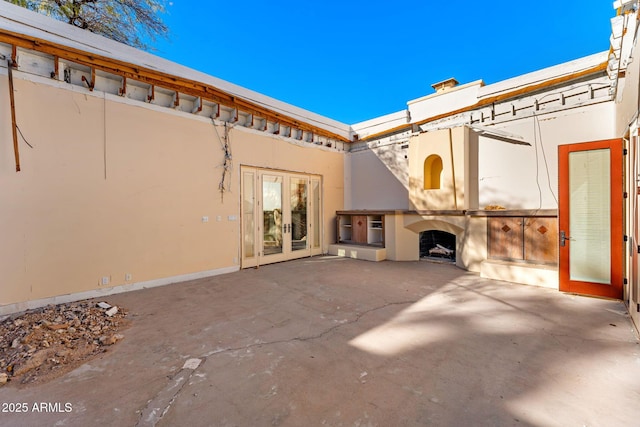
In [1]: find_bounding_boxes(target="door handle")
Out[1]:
[560,230,573,247]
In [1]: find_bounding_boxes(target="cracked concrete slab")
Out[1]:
[136,358,203,427]
[0,257,639,426]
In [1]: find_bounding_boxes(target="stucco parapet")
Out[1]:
[466,209,558,217]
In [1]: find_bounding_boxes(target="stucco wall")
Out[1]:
[408,127,468,211]
[477,102,617,210]
[0,74,343,308]
[346,146,409,210]
[615,18,640,333]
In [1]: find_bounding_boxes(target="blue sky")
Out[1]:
[152,1,614,124]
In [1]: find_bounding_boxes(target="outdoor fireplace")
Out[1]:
[419,230,456,261]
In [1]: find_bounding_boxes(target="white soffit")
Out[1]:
[0,2,352,138]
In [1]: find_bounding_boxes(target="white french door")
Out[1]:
[241,167,322,268]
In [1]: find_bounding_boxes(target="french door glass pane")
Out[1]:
[243,172,255,258]
[312,179,320,248]
[569,149,611,284]
[291,178,307,251]
[263,175,283,255]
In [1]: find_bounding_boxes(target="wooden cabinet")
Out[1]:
[337,212,385,247]
[487,216,557,265]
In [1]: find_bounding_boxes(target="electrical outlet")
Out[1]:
[101,276,110,286]
[125,273,132,281]
[202,216,209,223]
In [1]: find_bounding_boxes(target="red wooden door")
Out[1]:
[558,139,623,299]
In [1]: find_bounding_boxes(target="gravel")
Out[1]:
[0,300,129,386]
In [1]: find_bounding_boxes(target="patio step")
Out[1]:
[328,244,386,262]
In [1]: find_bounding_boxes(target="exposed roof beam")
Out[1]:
[0,30,350,143]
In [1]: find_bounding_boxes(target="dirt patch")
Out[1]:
[0,300,129,387]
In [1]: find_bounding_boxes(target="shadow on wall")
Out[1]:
[373,146,410,191]
[350,145,410,209]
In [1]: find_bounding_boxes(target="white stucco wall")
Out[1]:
[408,81,483,123]
[477,101,617,209]
[346,146,409,210]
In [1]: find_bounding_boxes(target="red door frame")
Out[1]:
[558,139,624,299]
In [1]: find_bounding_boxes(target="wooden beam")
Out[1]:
[10,45,17,67]
[173,91,179,108]
[120,76,127,97]
[52,55,59,79]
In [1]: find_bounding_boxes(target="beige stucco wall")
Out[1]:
[384,213,419,261]
[346,147,409,210]
[0,74,343,308]
[408,127,468,211]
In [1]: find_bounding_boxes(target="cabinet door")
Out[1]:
[352,216,368,244]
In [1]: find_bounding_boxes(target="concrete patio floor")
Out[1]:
[1,257,639,426]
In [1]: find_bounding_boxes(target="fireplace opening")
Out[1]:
[420,230,455,262]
